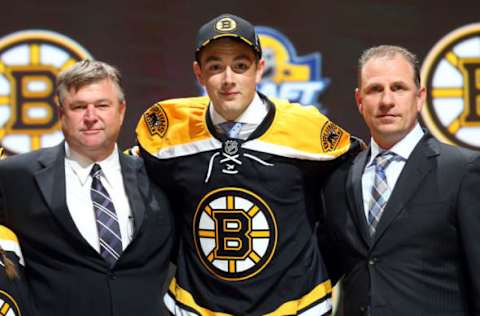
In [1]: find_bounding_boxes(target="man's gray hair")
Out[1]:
[56,60,125,105]
[357,45,421,88]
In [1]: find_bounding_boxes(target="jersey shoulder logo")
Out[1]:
[321,121,343,152]
[0,29,92,154]
[421,23,480,150]
[144,104,168,137]
[193,187,277,281]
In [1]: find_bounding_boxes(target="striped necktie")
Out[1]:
[368,151,399,236]
[90,164,123,266]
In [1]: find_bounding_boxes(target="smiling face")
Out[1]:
[59,78,126,161]
[193,38,264,121]
[355,54,425,149]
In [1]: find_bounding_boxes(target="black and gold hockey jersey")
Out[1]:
[0,226,32,316]
[136,94,351,315]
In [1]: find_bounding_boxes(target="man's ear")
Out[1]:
[193,61,205,86]
[255,58,265,84]
[119,101,126,125]
[354,88,363,113]
[416,86,426,113]
[57,104,64,119]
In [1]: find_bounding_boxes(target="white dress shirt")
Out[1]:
[362,123,424,219]
[65,143,134,252]
[210,93,268,140]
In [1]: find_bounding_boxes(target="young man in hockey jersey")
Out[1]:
[136,14,353,315]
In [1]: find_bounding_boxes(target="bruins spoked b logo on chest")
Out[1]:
[193,187,278,281]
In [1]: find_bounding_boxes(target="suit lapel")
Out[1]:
[347,149,371,247]
[119,155,146,236]
[34,144,89,245]
[371,134,439,247]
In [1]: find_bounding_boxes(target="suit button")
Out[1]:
[360,306,370,316]
[109,273,117,280]
[368,257,378,265]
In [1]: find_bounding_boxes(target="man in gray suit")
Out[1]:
[321,45,480,315]
[0,60,174,315]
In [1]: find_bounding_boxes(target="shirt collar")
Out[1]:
[368,123,424,166]
[65,142,121,186]
[209,93,267,125]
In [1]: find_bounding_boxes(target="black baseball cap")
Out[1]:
[195,14,262,61]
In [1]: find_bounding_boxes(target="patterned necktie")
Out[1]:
[368,151,399,236]
[219,121,244,138]
[90,164,123,266]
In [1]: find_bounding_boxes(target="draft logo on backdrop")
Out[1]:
[0,30,92,154]
[256,27,330,112]
[421,23,480,150]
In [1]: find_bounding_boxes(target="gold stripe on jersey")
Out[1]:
[167,278,230,316]
[166,277,332,316]
[250,98,350,160]
[0,226,24,266]
[137,96,350,160]
[137,96,217,158]
[265,280,332,316]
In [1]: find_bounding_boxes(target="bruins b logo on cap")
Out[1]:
[215,17,237,32]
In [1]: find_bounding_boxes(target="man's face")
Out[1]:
[193,38,264,121]
[355,54,425,149]
[59,78,126,161]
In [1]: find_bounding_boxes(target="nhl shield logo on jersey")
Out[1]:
[144,105,168,137]
[223,139,239,155]
[320,121,343,152]
[0,290,21,316]
[421,23,480,150]
[0,29,92,154]
[193,187,277,281]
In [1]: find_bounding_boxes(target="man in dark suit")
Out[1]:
[0,60,174,315]
[321,45,480,315]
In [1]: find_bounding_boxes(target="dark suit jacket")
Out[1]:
[320,133,480,316]
[0,143,174,316]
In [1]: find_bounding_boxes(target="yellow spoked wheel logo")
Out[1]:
[0,29,92,154]
[421,23,480,150]
[193,187,277,281]
[0,290,21,315]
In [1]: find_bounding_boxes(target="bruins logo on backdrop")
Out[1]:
[0,29,92,154]
[321,121,343,152]
[0,290,21,316]
[144,105,168,137]
[421,23,480,150]
[256,27,330,112]
[193,187,277,281]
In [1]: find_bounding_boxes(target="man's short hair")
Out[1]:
[56,60,125,105]
[357,45,421,88]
